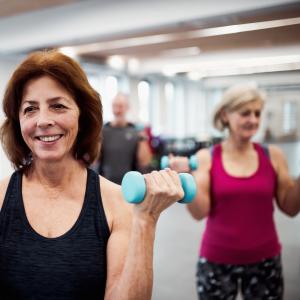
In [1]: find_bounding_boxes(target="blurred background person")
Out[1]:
[168,83,300,300]
[95,92,153,184]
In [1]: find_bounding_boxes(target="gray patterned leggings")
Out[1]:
[196,255,283,300]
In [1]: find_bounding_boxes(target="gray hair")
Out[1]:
[213,82,265,131]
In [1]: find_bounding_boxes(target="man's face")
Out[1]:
[112,96,129,119]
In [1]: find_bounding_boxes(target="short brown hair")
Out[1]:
[213,82,265,131]
[0,49,102,170]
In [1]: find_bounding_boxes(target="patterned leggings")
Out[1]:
[196,255,283,300]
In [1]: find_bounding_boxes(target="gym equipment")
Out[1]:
[160,155,198,171]
[121,171,197,204]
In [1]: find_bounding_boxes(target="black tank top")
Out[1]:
[0,168,110,300]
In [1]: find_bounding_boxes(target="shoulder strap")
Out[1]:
[260,143,270,159]
[0,171,19,217]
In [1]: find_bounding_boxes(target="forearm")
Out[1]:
[187,199,208,221]
[106,216,156,300]
[283,177,300,216]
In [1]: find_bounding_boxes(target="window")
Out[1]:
[138,80,150,124]
[103,75,119,121]
[283,101,297,134]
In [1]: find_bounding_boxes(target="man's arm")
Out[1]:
[137,139,152,170]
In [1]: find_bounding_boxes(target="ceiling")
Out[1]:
[0,0,80,18]
[0,0,300,77]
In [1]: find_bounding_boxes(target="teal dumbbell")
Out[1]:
[160,155,198,171]
[121,171,197,204]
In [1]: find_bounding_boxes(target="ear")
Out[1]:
[220,109,229,125]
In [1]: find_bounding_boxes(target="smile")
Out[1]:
[36,135,62,142]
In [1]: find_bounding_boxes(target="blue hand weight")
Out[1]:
[177,173,197,204]
[121,171,197,204]
[160,156,170,169]
[122,171,146,204]
[189,155,198,171]
[160,155,198,171]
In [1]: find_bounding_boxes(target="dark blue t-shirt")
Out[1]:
[99,122,140,184]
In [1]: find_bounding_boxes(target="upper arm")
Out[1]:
[100,178,133,297]
[0,177,10,212]
[268,145,294,211]
[187,148,211,220]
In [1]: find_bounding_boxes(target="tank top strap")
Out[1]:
[86,168,110,239]
[0,171,20,219]
[210,143,221,167]
[253,142,269,165]
[253,142,269,158]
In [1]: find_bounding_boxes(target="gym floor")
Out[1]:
[152,204,300,300]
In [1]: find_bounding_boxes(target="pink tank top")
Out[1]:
[200,143,281,264]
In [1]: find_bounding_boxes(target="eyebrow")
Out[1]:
[21,96,70,106]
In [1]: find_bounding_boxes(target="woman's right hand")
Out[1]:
[133,169,184,223]
[167,154,190,173]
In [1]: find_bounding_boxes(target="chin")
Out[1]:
[33,152,68,163]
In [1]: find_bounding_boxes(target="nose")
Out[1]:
[249,112,260,124]
[36,109,55,128]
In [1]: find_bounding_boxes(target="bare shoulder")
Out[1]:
[99,175,133,231]
[267,144,288,173]
[268,144,285,159]
[0,176,11,211]
[268,144,287,165]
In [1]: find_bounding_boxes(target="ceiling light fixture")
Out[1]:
[71,16,300,54]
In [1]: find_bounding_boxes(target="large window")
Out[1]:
[103,75,119,122]
[138,80,150,124]
[164,82,175,136]
[283,101,297,134]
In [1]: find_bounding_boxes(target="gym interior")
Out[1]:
[0,1,300,299]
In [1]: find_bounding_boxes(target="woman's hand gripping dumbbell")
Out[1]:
[160,154,198,173]
[121,169,197,204]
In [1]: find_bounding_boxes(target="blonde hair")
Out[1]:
[213,82,265,131]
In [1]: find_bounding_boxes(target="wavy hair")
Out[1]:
[0,49,102,170]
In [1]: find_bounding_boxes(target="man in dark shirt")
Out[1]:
[97,93,152,184]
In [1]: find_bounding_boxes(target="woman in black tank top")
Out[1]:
[0,50,183,300]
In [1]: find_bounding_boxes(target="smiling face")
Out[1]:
[222,100,263,141]
[19,76,80,164]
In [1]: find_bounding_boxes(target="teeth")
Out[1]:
[39,135,61,142]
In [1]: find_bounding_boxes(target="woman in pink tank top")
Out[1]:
[169,83,300,300]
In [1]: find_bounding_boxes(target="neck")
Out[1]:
[111,118,128,127]
[27,157,85,188]
[223,136,253,152]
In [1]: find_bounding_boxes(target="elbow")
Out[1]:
[283,208,300,218]
[186,206,207,221]
[278,202,300,217]
[190,213,202,221]
[278,193,300,217]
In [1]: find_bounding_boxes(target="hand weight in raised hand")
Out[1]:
[121,171,197,204]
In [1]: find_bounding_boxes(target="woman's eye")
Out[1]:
[52,104,66,110]
[23,106,36,114]
[240,111,250,117]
